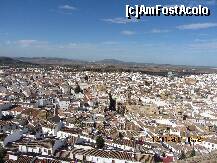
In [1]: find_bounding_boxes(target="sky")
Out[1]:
[0,0,217,66]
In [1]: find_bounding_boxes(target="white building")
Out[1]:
[201,139,217,152]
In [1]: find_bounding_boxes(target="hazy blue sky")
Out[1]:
[0,0,217,66]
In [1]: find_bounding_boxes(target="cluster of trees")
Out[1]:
[96,136,105,149]
[108,93,116,111]
[154,148,196,162]
[117,103,126,116]
[179,148,196,160]
[74,84,83,94]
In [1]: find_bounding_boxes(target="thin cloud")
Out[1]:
[59,5,77,10]
[189,41,217,50]
[194,38,207,42]
[121,30,135,36]
[15,40,48,48]
[5,40,11,45]
[101,41,119,45]
[17,40,38,47]
[150,29,170,33]
[55,5,77,15]
[194,38,217,42]
[58,42,97,49]
[177,23,217,30]
[102,17,138,24]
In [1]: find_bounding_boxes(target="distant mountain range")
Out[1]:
[15,57,176,66]
[94,59,126,64]
[0,56,215,69]
[17,57,86,65]
[16,57,214,68]
[17,57,139,65]
[16,57,132,65]
[0,57,128,66]
[1,56,217,75]
[0,57,31,65]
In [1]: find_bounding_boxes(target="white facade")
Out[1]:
[18,145,52,155]
[42,127,54,136]
[201,141,217,152]
[58,100,70,110]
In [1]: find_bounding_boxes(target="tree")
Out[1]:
[74,84,83,94]
[108,93,116,111]
[20,118,28,126]
[96,136,105,149]
[84,75,88,81]
[117,103,126,116]
[189,148,196,157]
[0,144,6,163]
[16,114,21,120]
[179,150,186,160]
[93,122,96,128]
[153,153,163,162]
[183,115,187,120]
[119,132,124,140]
[161,152,166,157]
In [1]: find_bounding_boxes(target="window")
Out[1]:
[48,150,51,155]
[44,149,47,153]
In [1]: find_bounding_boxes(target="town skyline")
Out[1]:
[0,0,217,66]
